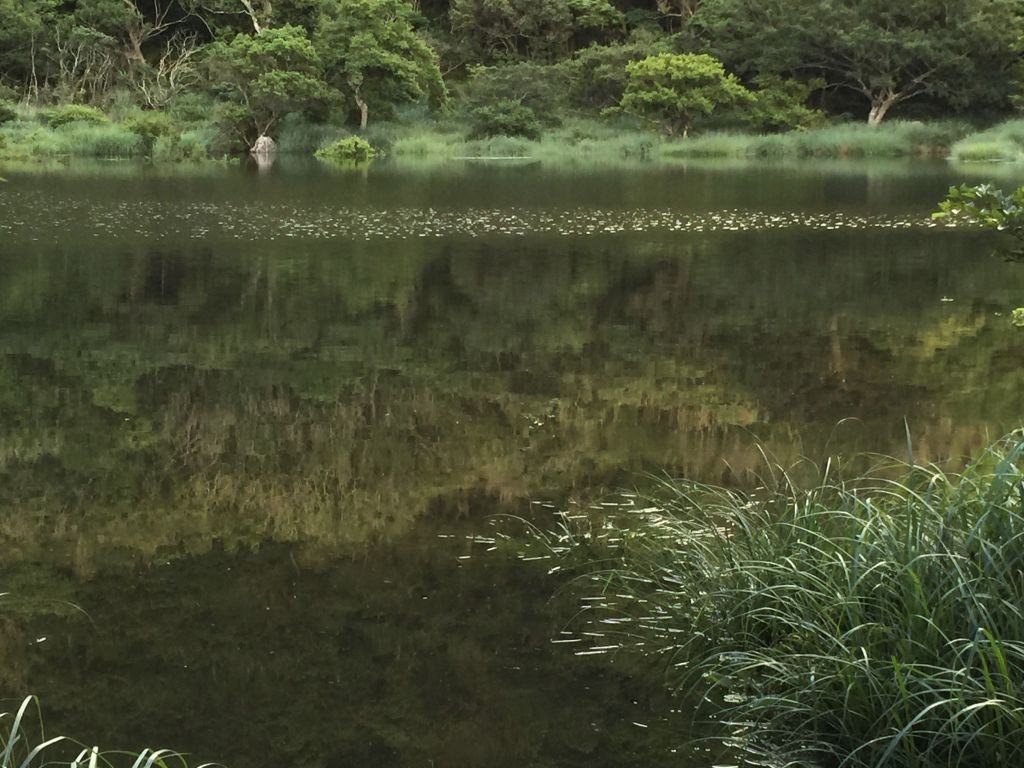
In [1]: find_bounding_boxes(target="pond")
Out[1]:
[0,157,1022,767]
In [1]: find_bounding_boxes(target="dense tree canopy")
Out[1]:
[694,0,1024,124]
[0,0,1022,147]
[315,0,446,128]
[619,52,749,135]
[205,23,330,141]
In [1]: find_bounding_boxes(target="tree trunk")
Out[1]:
[29,32,39,100]
[126,31,145,63]
[867,93,900,126]
[240,0,263,34]
[355,93,369,129]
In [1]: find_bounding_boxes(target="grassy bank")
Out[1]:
[3,104,1024,167]
[270,116,1019,166]
[278,113,662,163]
[525,436,1024,767]
[663,119,971,159]
[950,119,1024,162]
[0,103,226,162]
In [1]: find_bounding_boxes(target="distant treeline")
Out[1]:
[0,0,1021,149]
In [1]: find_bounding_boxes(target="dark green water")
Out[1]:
[1,158,1023,767]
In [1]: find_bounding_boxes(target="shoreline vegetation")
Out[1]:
[518,434,1024,767]
[2,1,1023,170]
[5,108,1024,167]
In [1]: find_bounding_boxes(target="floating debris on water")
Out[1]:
[0,191,969,244]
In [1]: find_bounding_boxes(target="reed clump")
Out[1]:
[530,435,1024,767]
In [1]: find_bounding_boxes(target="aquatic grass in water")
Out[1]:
[527,436,1024,767]
[1,697,209,768]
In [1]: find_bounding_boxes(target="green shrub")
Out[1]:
[41,104,109,128]
[529,436,1024,768]
[315,136,378,162]
[0,100,15,126]
[469,100,543,140]
[122,111,178,155]
[460,62,570,125]
[745,74,825,132]
[5,125,65,157]
[152,124,218,162]
[168,92,218,124]
[55,123,144,157]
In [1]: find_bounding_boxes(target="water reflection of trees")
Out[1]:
[11,542,696,768]
[0,228,1021,563]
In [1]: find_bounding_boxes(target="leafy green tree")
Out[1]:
[618,52,749,136]
[468,99,542,139]
[205,25,330,143]
[695,0,1024,125]
[449,0,623,64]
[0,0,55,92]
[73,0,185,64]
[744,74,824,132]
[460,61,571,124]
[314,0,446,129]
[565,28,673,110]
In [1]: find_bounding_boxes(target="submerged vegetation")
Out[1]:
[525,436,1024,767]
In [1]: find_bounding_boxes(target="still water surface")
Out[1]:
[0,158,1022,767]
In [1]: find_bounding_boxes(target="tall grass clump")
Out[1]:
[528,436,1024,767]
[152,124,218,162]
[275,114,348,154]
[0,112,142,159]
[667,120,970,159]
[53,123,143,158]
[951,120,1024,162]
[388,132,464,158]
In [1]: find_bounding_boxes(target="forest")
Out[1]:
[1,0,1023,160]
